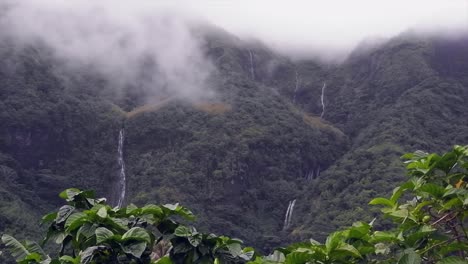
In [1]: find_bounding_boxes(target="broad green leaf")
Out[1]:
[240,247,255,261]
[122,227,151,243]
[419,183,445,198]
[77,223,96,240]
[23,252,42,262]
[122,241,147,258]
[1,234,32,261]
[95,227,114,244]
[141,204,164,216]
[435,152,458,174]
[335,243,362,258]
[126,203,139,215]
[59,255,79,264]
[284,251,312,264]
[162,203,195,220]
[390,181,415,203]
[79,246,106,264]
[155,256,173,264]
[398,249,421,264]
[226,243,242,257]
[97,207,107,218]
[42,212,58,224]
[347,222,371,239]
[188,234,202,247]
[59,188,81,200]
[325,231,343,253]
[65,212,87,231]
[442,197,462,210]
[371,231,399,243]
[106,217,128,231]
[369,197,394,207]
[55,205,75,224]
[174,226,195,237]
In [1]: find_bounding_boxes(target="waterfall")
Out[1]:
[116,128,126,208]
[248,50,255,80]
[320,82,326,119]
[305,165,321,181]
[293,70,299,104]
[283,199,296,230]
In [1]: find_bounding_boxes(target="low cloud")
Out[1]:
[1,0,467,98]
[1,0,215,101]
[190,0,468,60]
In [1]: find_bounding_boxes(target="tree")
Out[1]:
[1,189,253,263]
[2,146,467,263]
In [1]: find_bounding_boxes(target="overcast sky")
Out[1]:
[186,0,468,58]
[5,0,468,58]
[2,0,467,99]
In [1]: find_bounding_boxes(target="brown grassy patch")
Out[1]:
[125,98,173,118]
[303,114,346,138]
[194,103,232,114]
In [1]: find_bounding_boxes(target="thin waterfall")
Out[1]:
[305,165,321,181]
[116,128,126,208]
[293,70,299,104]
[320,82,326,119]
[248,50,255,80]
[283,199,297,230]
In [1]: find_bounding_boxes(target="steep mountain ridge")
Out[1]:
[0,29,467,258]
[293,34,468,240]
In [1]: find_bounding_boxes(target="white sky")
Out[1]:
[0,0,468,61]
[1,0,467,98]
[181,0,468,56]
[5,0,468,58]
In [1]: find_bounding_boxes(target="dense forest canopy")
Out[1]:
[2,145,468,263]
[0,4,468,262]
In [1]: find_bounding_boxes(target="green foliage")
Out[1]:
[2,188,251,264]
[2,30,468,260]
[251,145,468,263]
[3,146,467,263]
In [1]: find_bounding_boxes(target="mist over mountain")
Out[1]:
[1,1,468,262]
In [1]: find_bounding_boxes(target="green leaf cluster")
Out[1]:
[2,188,251,264]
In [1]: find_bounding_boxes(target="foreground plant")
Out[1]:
[1,189,252,263]
[250,145,468,264]
[2,146,467,263]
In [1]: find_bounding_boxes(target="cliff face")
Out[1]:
[0,30,467,255]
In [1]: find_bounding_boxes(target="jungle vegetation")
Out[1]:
[2,145,468,263]
[1,27,468,259]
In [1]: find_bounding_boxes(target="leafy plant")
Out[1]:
[1,188,251,264]
[2,146,467,263]
[251,145,468,263]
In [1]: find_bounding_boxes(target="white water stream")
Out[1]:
[293,70,299,104]
[306,165,321,181]
[248,50,255,80]
[320,82,326,119]
[283,199,296,230]
[116,128,126,208]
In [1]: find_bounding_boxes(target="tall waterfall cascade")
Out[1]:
[293,70,299,104]
[116,129,126,208]
[306,165,321,181]
[283,199,297,230]
[248,50,255,80]
[320,82,327,119]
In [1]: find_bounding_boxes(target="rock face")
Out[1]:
[1,29,468,256]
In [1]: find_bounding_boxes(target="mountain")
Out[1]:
[0,27,467,260]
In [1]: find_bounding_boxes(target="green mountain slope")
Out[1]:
[0,29,467,260]
[294,34,468,240]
